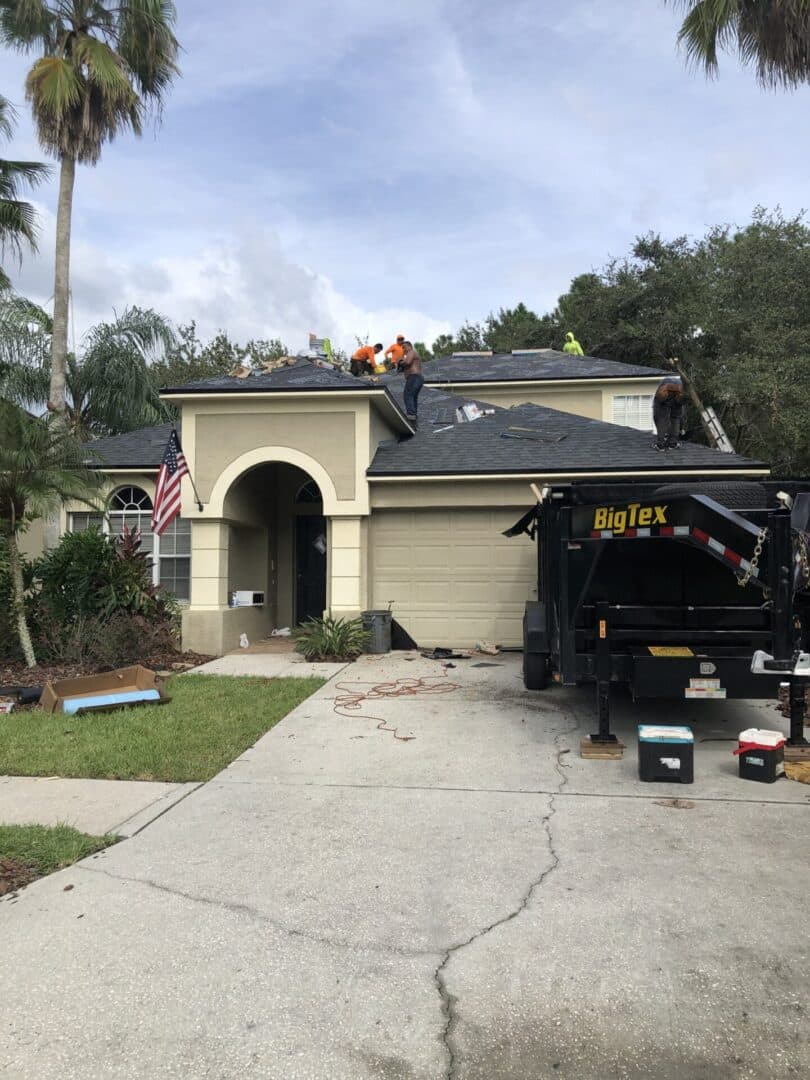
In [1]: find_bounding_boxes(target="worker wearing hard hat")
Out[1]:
[351,343,383,377]
[562,332,584,356]
[384,335,406,370]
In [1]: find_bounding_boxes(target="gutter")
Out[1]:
[367,467,770,482]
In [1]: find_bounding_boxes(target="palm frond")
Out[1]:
[671,1,810,88]
[0,92,15,139]
[0,399,104,535]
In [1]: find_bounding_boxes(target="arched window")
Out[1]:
[68,485,191,601]
[295,480,322,504]
[109,486,155,556]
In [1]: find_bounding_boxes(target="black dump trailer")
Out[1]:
[508,480,810,748]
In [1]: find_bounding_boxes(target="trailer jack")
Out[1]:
[581,602,624,758]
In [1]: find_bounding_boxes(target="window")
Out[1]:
[612,394,655,432]
[295,480,322,504]
[69,512,104,532]
[158,517,191,599]
[68,486,191,602]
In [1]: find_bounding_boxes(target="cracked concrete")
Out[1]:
[1,653,808,1079]
[435,798,561,1080]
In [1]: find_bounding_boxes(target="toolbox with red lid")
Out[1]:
[734,728,786,783]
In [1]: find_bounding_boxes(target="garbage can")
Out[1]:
[361,610,392,654]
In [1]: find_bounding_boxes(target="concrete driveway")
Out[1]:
[1,653,808,1079]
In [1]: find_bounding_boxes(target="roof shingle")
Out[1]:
[422,350,667,383]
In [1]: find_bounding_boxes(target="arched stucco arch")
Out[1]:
[205,446,341,517]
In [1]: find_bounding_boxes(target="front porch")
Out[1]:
[181,460,369,656]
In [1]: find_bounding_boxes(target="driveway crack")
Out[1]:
[434,709,578,1078]
[77,864,436,960]
[434,793,561,1079]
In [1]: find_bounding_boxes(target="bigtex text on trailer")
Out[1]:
[591,503,669,533]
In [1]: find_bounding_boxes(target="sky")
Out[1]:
[2,0,810,355]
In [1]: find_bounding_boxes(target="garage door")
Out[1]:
[369,508,536,648]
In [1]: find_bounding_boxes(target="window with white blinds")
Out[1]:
[611,394,655,432]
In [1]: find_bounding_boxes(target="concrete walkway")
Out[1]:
[1,653,808,1079]
[189,650,348,680]
[0,776,199,837]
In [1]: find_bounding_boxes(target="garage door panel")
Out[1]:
[370,507,535,647]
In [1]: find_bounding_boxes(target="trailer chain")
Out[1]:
[737,527,767,589]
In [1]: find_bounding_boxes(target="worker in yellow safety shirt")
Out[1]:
[351,343,383,376]
[563,331,584,356]
[384,335,406,369]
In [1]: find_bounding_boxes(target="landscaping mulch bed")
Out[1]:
[0,650,214,692]
[0,857,36,897]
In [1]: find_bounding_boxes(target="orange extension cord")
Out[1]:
[331,663,460,741]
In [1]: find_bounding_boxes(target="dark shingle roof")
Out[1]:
[368,394,764,477]
[85,386,765,478]
[422,350,667,383]
[160,357,358,394]
[85,423,176,469]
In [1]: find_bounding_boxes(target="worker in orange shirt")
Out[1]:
[384,335,406,370]
[351,343,383,377]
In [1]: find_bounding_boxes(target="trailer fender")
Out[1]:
[523,601,550,654]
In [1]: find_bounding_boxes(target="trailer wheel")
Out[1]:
[653,481,768,510]
[524,651,549,691]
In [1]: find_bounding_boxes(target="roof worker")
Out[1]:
[400,341,424,422]
[563,331,584,356]
[351,343,383,377]
[384,334,406,370]
[653,376,684,452]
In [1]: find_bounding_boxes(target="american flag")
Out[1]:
[152,429,189,536]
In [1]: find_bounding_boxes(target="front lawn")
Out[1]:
[0,823,115,896]
[0,675,324,782]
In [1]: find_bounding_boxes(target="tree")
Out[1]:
[483,302,550,353]
[0,93,49,288]
[1,302,175,438]
[0,0,180,417]
[149,322,290,388]
[671,1,810,87]
[0,399,102,665]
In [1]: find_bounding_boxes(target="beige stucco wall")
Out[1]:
[430,378,662,424]
[195,410,356,501]
[18,516,46,561]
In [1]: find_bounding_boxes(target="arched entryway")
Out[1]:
[222,462,326,632]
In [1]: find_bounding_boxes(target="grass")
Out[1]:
[0,823,115,894]
[0,675,324,783]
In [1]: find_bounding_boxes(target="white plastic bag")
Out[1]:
[239,633,250,649]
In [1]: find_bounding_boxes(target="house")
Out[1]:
[69,351,768,655]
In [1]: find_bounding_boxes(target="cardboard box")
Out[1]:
[40,665,169,716]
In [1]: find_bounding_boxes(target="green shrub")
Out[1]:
[292,615,370,661]
[32,527,179,667]
[36,526,174,623]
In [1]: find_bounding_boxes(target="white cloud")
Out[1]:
[9,210,450,354]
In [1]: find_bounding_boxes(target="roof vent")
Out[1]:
[451,350,493,358]
[511,348,554,355]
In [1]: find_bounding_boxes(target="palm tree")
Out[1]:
[0,93,49,289]
[0,299,175,437]
[0,399,102,665]
[671,1,810,87]
[0,1,179,418]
